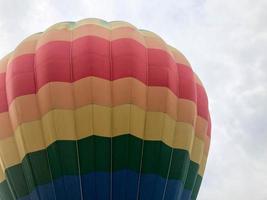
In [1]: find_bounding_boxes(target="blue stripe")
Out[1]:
[18,170,190,200]
[181,189,192,200]
[112,170,138,200]
[164,179,184,200]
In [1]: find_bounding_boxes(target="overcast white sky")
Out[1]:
[0,0,267,199]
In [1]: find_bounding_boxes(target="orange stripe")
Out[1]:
[1,24,191,72]
[195,116,208,140]
[0,113,13,139]
[1,77,200,139]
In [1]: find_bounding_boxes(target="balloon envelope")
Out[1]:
[0,19,211,200]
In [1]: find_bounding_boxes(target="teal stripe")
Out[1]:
[0,180,13,200]
[191,175,202,200]
[169,148,191,183]
[184,161,199,190]
[6,164,28,198]
[112,133,142,172]
[23,151,52,194]
[4,134,193,199]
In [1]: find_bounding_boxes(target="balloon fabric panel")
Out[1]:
[0,19,211,200]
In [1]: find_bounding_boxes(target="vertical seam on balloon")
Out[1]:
[191,87,210,198]
[136,30,148,200]
[89,37,96,200]
[31,33,58,200]
[23,34,47,199]
[46,32,67,199]
[151,47,169,199]
[120,26,139,200]
[7,45,37,200]
[191,79,206,197]
[69,23,84,200]
[125,31,135,200]
[159,45,173,200]
[109,23,113,200]
[0,69,6,186]
[161,47,178,200]
[0,69,13,199]
[3,56,18,200]
[180,71,200,199]
[7,73,27,200]
[191,175,201,200]
[192,114,211,195]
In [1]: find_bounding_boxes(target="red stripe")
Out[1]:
[72,36,111,81]
[6,54,36,105]
[111,38,147,82]
[147,49,178,93]
[0,74,7,112]
[178,64,196,101]
[35,41,72,88]
[196,84,209,120]
[2,36,202,113]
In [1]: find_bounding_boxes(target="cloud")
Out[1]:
[0,0,266,199]
[189,0,267,199]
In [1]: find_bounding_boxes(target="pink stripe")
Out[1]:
[0,73,7,112]
[6,54,36,105]
[1,37,208,119]
[178,64,196,101]
[196,84,209,120]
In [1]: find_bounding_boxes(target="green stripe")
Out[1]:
[112,133,142,172]
[6,164,29,198]
[23,151,52,194]
[0,180,13,200]
[169,148,191,182]
[79,136,111,173]
[4,134,193,199]
[184,161,199,190]
[191,175,202,200]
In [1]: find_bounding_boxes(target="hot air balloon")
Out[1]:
[0,18,211,200]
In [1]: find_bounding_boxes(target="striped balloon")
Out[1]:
[0,18,211,200]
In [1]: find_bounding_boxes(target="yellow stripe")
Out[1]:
[2,20,191,68]
[0,104,204,170]
[76,18,111,29]
[139,30,184,65]
[109,21,137,29]
[168,45,191,67]
[199,153,208,177]
[46,19,138,31]
[173,122,194,154]
[195,116,208,139]
[15,121,46,160]
[0,165,5,182]
[0,137,20,169]
[204,135,210,154]
[191,136,204,164]
[10,33,40,60]
[6,77,197,133]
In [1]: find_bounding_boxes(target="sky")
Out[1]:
[0,0,266,199]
